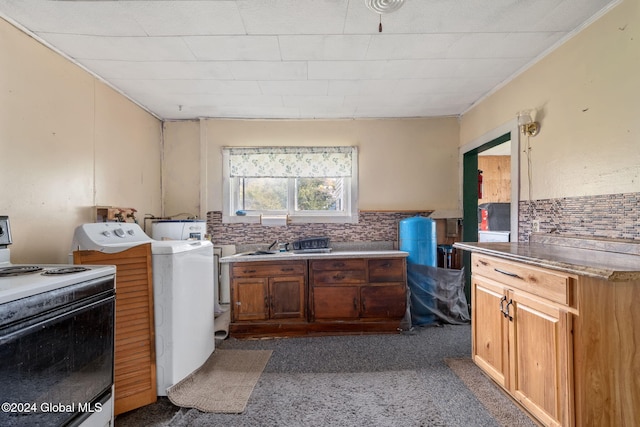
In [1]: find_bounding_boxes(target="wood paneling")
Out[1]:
[478,155,511,203]
[573,276,640,426]
[74,244,156,415]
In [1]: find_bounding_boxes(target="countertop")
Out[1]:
[453,241,640,282]
[220,250,409,263]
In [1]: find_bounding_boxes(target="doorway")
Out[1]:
[462,132,512,244]
[459,120,521,299]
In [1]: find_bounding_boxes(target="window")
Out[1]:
[222,146,358,223]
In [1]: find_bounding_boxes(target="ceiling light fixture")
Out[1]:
[365,0,405,32]
[517,110,540,136]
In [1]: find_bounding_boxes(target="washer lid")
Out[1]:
[151,219,205,223]
[151,239,212,255]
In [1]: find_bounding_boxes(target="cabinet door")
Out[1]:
[233,278,268,321]
[269,276,305,320]
[313,286,359,320]
[509,290,572,427]
[360,284,406,318]
[472,275,508,389]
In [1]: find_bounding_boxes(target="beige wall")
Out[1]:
[180,118,460,215]
[460,0,640,201]
[0,18,162,263]
[162,120,202,218]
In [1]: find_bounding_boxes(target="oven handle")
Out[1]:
[0,295,115,344]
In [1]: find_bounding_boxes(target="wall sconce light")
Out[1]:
[517,110,540,136]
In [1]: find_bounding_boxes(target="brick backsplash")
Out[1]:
[207,211,432,246]
[519,192,640,242]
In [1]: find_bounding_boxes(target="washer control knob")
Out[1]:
[114,229,126,238]
[127,229,135,235]
[102,231,111,237]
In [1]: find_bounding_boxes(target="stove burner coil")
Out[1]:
[0,265,44,277]
[42,267,91,275]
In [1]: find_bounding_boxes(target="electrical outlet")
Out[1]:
[532,220,540,233]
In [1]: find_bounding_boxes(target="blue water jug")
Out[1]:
[399,216,437,267]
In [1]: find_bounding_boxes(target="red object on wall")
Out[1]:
[478,169,483,199]
[480,208,489,230]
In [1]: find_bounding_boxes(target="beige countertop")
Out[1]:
[220,250,409,264]
[454,242,640,282]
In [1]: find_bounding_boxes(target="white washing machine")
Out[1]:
[151,219,206,241]
[71,222,215,396]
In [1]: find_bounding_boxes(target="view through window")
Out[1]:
[222,147,357,223]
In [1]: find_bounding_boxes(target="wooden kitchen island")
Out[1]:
[220,250,408,338]
[454,235,640,427]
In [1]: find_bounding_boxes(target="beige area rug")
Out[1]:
[167,349,272,414]
[213,309,231,340]
[445,358,538,427]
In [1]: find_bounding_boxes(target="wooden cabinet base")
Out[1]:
[229,256,408,339]
[229,320,403,338]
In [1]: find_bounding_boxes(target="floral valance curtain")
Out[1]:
[226,146,355,178]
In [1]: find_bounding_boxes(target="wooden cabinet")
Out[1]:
[231,260,306,323]
[472,277,508,388]
[74,244,157,416]
[471,253,574,427]
[311,258,365,320]
[310,257,406,326]
[460,240,640,427]
[228,255,407,337]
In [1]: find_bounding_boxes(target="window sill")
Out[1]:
[222,213,358,225]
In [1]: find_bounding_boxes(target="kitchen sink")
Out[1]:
[248,250,278,255]
[232,250,294,257]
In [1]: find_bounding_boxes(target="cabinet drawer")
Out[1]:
[368,258,405,282]
[472,254,572,305]
[311,269,366,285]
[311,259,365,271]
[232,261,306,278]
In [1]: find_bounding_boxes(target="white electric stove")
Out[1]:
[0,249,115,304]
[0,216,116,427]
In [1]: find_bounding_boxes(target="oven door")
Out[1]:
[0,279,115,427]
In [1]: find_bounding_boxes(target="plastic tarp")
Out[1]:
[407,264,470,326]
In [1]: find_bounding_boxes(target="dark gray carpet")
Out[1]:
[115,325,536,427]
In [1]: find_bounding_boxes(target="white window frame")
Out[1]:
[222,147,358,224]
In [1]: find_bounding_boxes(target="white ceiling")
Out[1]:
[0,0,618,120]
